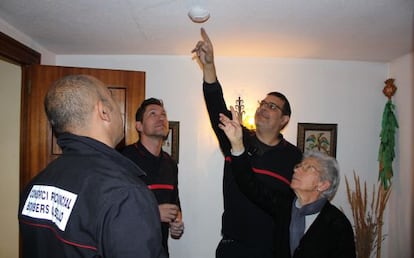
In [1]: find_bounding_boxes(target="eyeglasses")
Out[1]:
[258,100,283,112]
[294,163,319,173]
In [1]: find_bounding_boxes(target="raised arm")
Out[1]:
[218,107,292,214]
[192,28,217,83]
[192,28,233,154]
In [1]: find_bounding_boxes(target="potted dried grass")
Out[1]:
[345,172,391,258]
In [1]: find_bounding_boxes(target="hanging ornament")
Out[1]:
[378,78,398,189]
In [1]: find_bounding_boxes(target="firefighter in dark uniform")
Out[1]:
[19,75,167,258]
[122,98,184,257]
[192,28,302,258]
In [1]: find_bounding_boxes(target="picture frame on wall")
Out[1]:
[297,123,338,157]
[162,121,180,163]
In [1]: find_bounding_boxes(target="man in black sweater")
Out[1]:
[121,98,184,257]
[192,28,302,258]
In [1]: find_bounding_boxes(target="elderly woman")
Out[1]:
[218,107,356,258]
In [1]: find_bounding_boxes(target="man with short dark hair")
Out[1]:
[121,98,184,257]
[192,28,302,258]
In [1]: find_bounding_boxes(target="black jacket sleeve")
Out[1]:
[203,81,232,155]
[230,152,293,215]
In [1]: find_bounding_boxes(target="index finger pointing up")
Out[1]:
[200,28,212,45]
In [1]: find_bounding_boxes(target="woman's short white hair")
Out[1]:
[303,150,340,200]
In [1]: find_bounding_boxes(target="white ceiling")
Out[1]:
[0,0,413,62]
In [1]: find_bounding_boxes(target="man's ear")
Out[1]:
[280,115,290,129]
[135,121,143,132]
[98,100,111,122]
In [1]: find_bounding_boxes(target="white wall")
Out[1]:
[388,52,413,258]
[0,59,21,258]
[57,55,395,257]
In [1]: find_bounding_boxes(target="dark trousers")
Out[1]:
[216,237,273,258]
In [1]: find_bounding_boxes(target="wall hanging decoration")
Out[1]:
[297,123,337,157]
[378,78,398,189]
[162,121,180,163]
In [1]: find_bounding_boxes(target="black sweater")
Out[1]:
[121,141,180,255]
[203,81,302,250]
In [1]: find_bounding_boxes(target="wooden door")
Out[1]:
[20,64,145,190]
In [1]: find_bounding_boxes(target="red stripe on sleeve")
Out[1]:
[225,155,290,185]
[252,168,290,186]
[148,184,174,190]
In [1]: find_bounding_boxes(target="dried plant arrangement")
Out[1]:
[345,171,391,258]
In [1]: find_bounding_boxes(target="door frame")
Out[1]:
[0,31,41,65]
[0,32,41,191]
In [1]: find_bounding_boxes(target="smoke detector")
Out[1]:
[188,6,210,23]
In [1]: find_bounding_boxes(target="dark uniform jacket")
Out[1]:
[230,152,356,258]
[203,81,302,250]
[121,141,180,255]
[19,133,167,258]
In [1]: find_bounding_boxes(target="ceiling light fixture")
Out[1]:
[188,6,210,23]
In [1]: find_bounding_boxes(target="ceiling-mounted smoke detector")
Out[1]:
[188,6,210,23]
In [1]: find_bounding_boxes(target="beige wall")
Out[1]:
[388,52,414,258]
[0,59,21,258]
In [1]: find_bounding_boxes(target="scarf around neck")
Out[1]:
[289,197,327,255]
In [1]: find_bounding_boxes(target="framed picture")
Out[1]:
[297,123,337,157]
[162,121,180,163]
